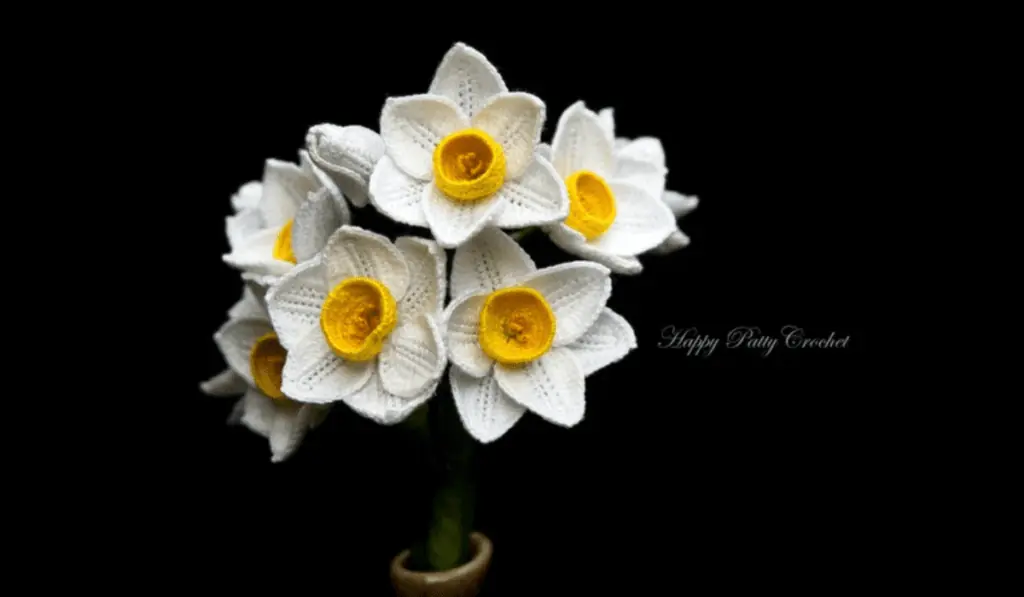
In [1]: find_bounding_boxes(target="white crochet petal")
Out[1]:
[565,308,637,376]
[451,227,535,299]
[228,285,266,321]
[240,273,280,311]
[269,402,313,463]
[491,155,569,229]
[280,328,374,404]
[443,292,493,378]
[306,124,386,208]
[589,181,675,255]
[380,94,470,181]
[423,183,505,249]
[471,92,544,179]
[428,42,508,118]
[518,261,611,346]
[617,137,665,169]
[550,101,614,178]
[535,143,552,162]
[265,258,327,351]
[200,368,247,397]
[321,226,411,299]
[450,368,525,443]
[222,226,295,277]
[612,157,667,201]
[292,187,342,263]
[395,236,446,319]
[494,347,585,427]
[663,190,699,218]
[300,149,351,225]
[378,315,446,399]
[236,388,275,437]
[214,316,275,385]
[652,229,691,255]
[226,208,263,252]
[232,181,262,212]
[545,224,644,275]
[368,155,429,227]
[260,159,316,228]
[343,371,439,425]
[597,107,615,144]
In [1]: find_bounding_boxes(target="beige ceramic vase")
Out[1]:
[390,532,493,597]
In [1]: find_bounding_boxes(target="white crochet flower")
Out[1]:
[305,124,385,209]
[208,288,329,463]
[231,181,262,213]
[224,151,351,283]
[201,284,268,397]
[541,102,676,275]
[598,107,698,255]
[368,42,569,248]
[265,226,447,424]
[443,228,637,443]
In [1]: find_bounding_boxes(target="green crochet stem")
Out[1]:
[404,388,477,572]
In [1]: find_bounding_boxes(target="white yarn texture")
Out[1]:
[597,107,699,256]
[542,102,677,275]
[368,42,570,248]
[223,151,350,283]
[265,226,448,425]
[444,228,637,443]
[205,40,696,457]
[203,286,329,463]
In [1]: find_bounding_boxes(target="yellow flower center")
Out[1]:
[564,170,616,240]
[249,332,288,400]
[478,287,556,366]
[432,128,506,201]
[273,219,297,264]
[320,277,398,362]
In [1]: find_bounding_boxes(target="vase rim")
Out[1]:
[390,531,493,585]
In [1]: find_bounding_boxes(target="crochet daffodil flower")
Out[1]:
[541,102,676,275]
[443,228,637,443]
[201,284,268,396]
[208,287,329,463]
[224,151,350,282]
[368,42,569,248]
[598,107,699,255]
[305,124,385,209]
[265,226,447,424]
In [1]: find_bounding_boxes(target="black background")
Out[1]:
[135,26,877,595]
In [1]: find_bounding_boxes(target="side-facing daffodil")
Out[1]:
[598,107,699,255]
[209,287,329,463]
[224,151,350,282]
[542,102,676,274]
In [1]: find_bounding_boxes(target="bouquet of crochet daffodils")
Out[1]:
[202,41,696,573]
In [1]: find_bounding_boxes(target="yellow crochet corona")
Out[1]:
[273,219,298,264]
[433,128,506,201]
[320,277,398,362]
[249,333,288,400]
[564,171,616,240]
[478,287,556,366]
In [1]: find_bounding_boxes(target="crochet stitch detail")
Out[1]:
[273,219,298,264]
[564,171,616,240]
[432,128,506,201]
[320,276,398,362]
[478,287,555,365]
[249,333,287,400]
